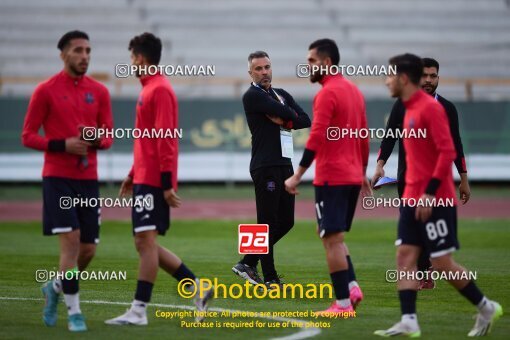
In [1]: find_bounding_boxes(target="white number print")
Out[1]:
[135,193,154,213]
[425,219,449,240]
[315,201,324,220]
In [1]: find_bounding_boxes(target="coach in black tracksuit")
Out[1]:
[232,51,311,286]
[372,58,471,285]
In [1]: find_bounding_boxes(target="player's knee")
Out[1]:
[396,247,416,268]
[322,232,344,248]
[61,230,81,250]
[134,232,156,253]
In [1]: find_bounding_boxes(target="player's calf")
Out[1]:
[77,243,96,271]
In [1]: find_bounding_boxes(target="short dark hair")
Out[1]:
[308,38,340,65]
[422,57,439,72]
[57,30,89,51]
[389,53,423,85]
[248,51,269,63]
[128,32,162,65]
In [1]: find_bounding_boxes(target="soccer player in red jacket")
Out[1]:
[285,39,372,315]
[374,54,502,337]
[21,30,113,332]
[105,33,212,326]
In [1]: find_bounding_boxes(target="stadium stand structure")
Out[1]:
[1,0,509,182]
[0,0,510,99]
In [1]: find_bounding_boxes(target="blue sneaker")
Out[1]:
[41,280,59,326]
[68,313,87,332]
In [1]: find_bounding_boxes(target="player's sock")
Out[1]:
[53,278,63,294]
[172,263,197,281]
[64,293,81,315]
[62,277,81,316]
[131,299,148,315]
[134,280,154,307]
[330,270,350,304]
[476,297,496,319]
[346,255,357,282]
[417,251,431,272]
[348,280,359,291]
[335,298,351,308]
[399,289,417,315]
[401,313,419,329]
[458,280,484,306]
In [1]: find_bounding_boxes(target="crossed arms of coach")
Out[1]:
[243,85,311,130]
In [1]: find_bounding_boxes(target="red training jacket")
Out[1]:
[22,70,113,179]
[306,74,369,186]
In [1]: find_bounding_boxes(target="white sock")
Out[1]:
[477,297,494,318]
[63,293,81,316]
[336,298,351,308]
[348,281,359,290]
[52,279,62,294]
[401,314,419,329]
[131,299,148,315]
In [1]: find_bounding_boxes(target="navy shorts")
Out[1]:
[132,184,170,236]
[314,185,360,238]
[397,206,459,258]
[42,177,100,244]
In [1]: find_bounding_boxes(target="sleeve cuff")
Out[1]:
[425,178,441,196]
[161,171,172,190]
[299,148,316,168]
[48,139,66,152]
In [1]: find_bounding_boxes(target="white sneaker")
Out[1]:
[105,308,148,326]
[194,284,214,322]
[374,321,421,337]
[468,301,503,336]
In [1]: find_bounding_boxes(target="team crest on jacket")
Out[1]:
[85,92,94,104]
[408,118,415,129]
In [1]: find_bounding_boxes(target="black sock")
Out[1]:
[458,280,484,306]
[346,255,357,282]
[330,270,350,300]
[134,280,154,303]
[399,289,417,315]
[417,251,432,272]
[172,263,196,281]
[61,277,79,295]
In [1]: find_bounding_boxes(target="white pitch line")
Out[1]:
[0,296,321,340]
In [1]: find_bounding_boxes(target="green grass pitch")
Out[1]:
[0,219,508,339]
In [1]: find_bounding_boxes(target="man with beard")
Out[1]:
[285,39,371,314]
[22,30,113,331]
[232,51,311,289]
[374,53,502,337]
[371,57,470,290]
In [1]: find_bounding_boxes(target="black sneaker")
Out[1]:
[265,276,293,292]
[232,263,263,285]
[265,279,285,291]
